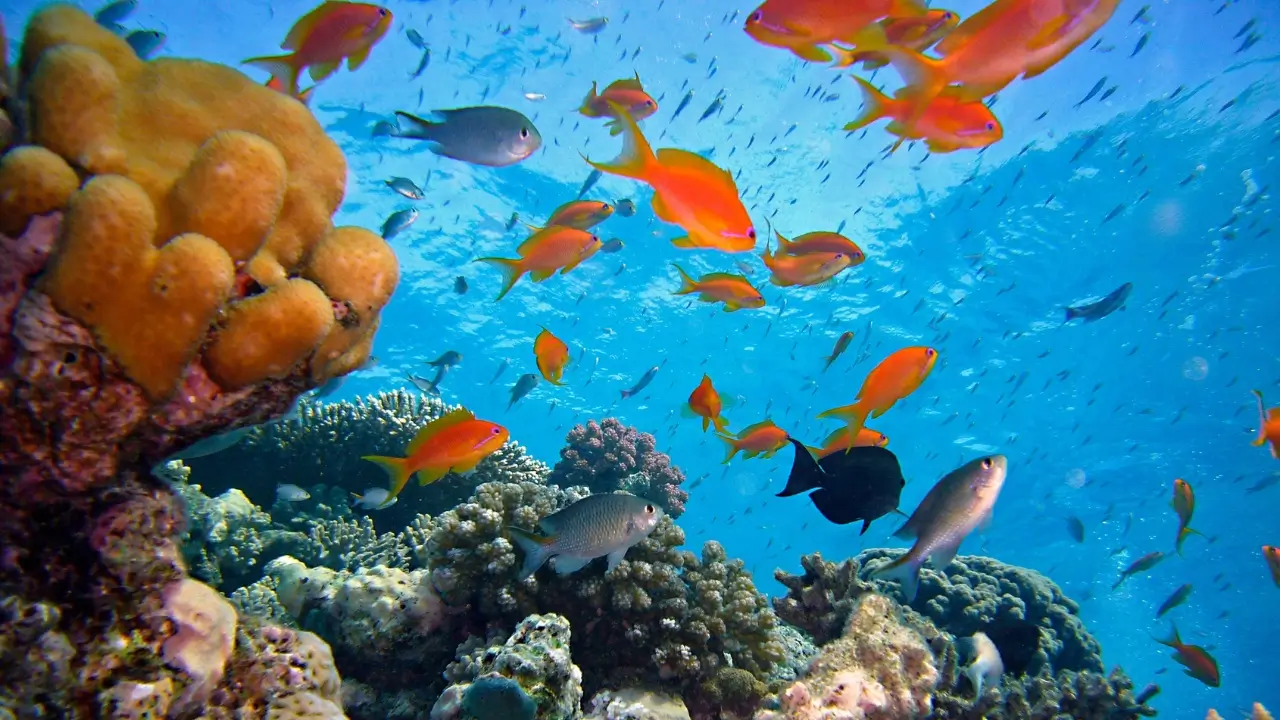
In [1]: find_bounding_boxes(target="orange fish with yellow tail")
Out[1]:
[1264,546,1280,587]
[476,226,603,300]
[718,420,789,463]
[763,240,852,287]
[1251,389,1280,458]
[876,0,1120,129]
[671,264,765,312]
[686,374,731,433]
[810,426,890,459]
[818,346,937,440]
[1171,478,1203,555]
[844,77,1003,153]
[584,102,757,252]
[245,1,393,96]
[774,230,866,262]
[540,200,614,231]
[534,328,570,385]
[1154,624,1220,688]
[362,407,508,506]
[580,73,659,135]
[831,9,960,70]
[743,0,929,63]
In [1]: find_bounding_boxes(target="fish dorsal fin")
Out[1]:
[820,426,849,448]
[516,227,552,254]
[608,73,644,92]
[933,0,1006,56]
[408,407,475,454]
[737,419,776,438]
[655,148,739,193]
[282,1,338,50]
[701,271,750,284]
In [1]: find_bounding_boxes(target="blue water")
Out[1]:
[9,0,1278,714]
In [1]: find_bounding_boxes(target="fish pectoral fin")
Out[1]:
[871,552,922,603]
[605,548,629,572]
[508,526,555,578]
[346,45,373,72]
[308,60,341,82]
[551,555,592,575]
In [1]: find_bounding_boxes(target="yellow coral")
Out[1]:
[41,176,234,399]
[303,227,399,380]
[204,279,334,389]
[8,4,398,399]
[0,145,80,235]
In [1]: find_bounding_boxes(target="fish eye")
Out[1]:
[748,228,756,239]
[520,127,530,139]
[644,504,655,514]
[986,122,996,130]
[378,8,388,16]
[925,348,936,356]
[644,100,655,106]
[491,427,501,434]
[982,457,993,469]
[747,10,763,23]
[943,12,953,19]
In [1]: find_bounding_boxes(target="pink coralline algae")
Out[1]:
[548,417,689,517]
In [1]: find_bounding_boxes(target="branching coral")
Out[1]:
[186,391,550,529]
[772,551,1156,719]
[549,418,689,517]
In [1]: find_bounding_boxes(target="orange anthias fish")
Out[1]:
[265,76,317,106]
[545,200,614,230]
[823,331,854,372]
[818,346,938,439]
[743,0,928,63]
[585,103,757,252]
[671,264,765,312]
[1251,389,1280,458]
[718,420,789,463]
[810,426,890,458]
[832,9,961,69]
[686,374,730,433]
[844,77,1003,153]
[476,226,603,300]
[580,73,659,135]
[1264,545,1280,587]
[362,407,508,506]
[534,327,570,385]
[1171,478,1203,555]
[774,230,866,263]
[1154,624,1221,688]
[245,1,393,96]
[763,243,853,287]
[876,0,1121,124]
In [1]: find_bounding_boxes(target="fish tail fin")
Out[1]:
[876,43,945,126]
[1064,306,1080,323]
[1154,622,1181,649]
[1175,525,1203,555]
[476,256,525,300]
[717,434,740,464]
[701,416,711,433]
[508,526,556,578]
[578,81,600,116]
[361,455,413,506]
[671,263,699,295]
[821,353,838,372]
[817,402,869,441]
[776,440,823,497]
[712,415,730,434]
[870,551,923,602]
[296,85,317,107]
[843,76,892,132]
[582,101,657,181]
[244,53,300,96]
[393,111,440,141]
[1252,389,1268,446]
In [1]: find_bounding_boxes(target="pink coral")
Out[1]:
[548,417,688,517]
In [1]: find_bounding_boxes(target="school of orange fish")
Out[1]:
[239,0,1280,694]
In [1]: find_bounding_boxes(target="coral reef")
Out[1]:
[755,594,938,720]
[422,480,786,698]
[585,687,692,720]
[186,390,550,529]
[0,5,394,716]
[434,613,584,720]
[772,551,1156,719]
[549,418,689,518]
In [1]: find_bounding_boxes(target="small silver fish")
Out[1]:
[615,198,636,217]
[568,16,609,34]
[454,276,469,294]
[406,372,440,394]
[311,375,346,398]
[621,366,659,399]
[381,208,419,240]
[509,493,663,577]
[126,30,165,60]
[276,483,311,502]
[410,47,431,78]
[490,359,510,385]
[524,92,547,101]
[600,238,624,253]
[386,177,424,199]
[577,168,602,199]
[165,427,251,461]
[427,350,463,368]
[509,373,538,409]
[393,107,542,167]
[871,455,1008,601]
[94,0,137,26]
[351,487,398,510]
[372,120,399,137]
[406,28,428,49]
[966,632,1004,697]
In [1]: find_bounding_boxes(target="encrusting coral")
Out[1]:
[772,551,1156,719]
[0,5,398,716]
[549,418,689,518]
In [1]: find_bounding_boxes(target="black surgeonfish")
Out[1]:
[777,438,905,534]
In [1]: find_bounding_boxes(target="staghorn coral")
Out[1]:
[421,480,786,701]
[186,391,550,530]
[549,418,688,518]
[773,551,1156,719]
[755,594,938,720]
[434,613,583,720]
